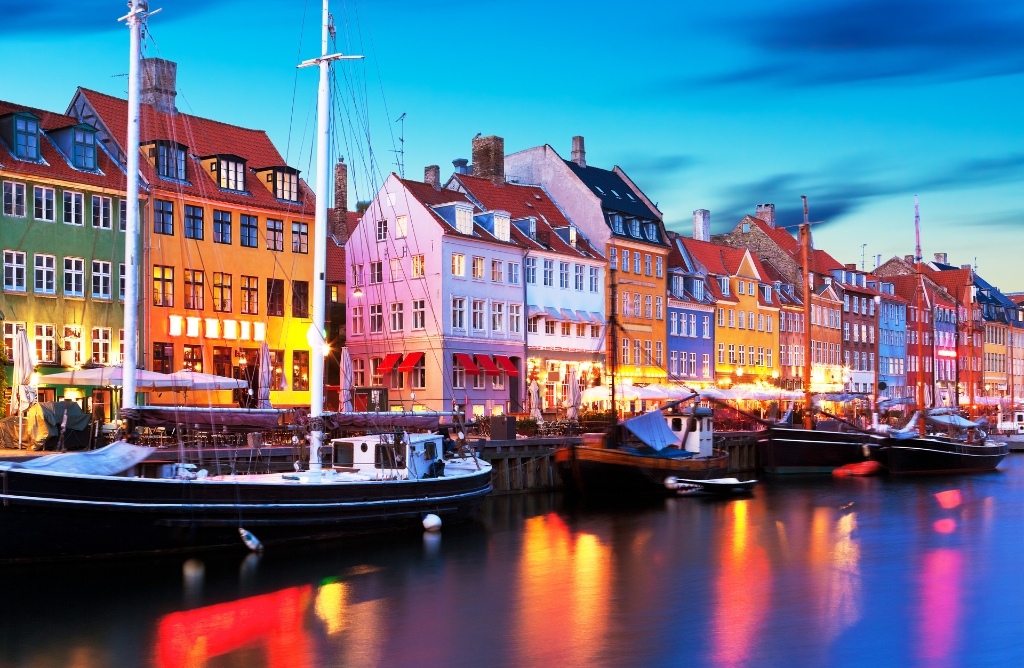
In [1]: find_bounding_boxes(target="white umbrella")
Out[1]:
[41,367,189,390]
[339,347,354,412]
[257,342,273,409]
[167,370,247,391]
[566,366,581,420]
[11,329,36,449]
[528,379,543,422]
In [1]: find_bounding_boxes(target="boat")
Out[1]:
[871,411,1008,474]
[666,476,757,495]
[0,0,492,562]
[757,423,878,474]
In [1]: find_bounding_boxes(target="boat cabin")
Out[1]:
[329,432,445,480]
[664,406,714,457]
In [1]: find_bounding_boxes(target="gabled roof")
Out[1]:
[679,236,768,281]
[394,176,516,247]
[563,160,660,220]
[745,216,844,275]
[0,101,80,131]
[326,235,346,283]
[759,261,804,307]
[75,88,313,215]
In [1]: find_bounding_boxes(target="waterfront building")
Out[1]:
[664,226,716,387]
[344,172,525,417]
[0,99,129,416]
[831,265,880,395]
[447,166,606,416]
[869,280,908,401]
[324,159,357,409]
[759,263,806,391]
[505,136,670,386]
[888,273,949,407]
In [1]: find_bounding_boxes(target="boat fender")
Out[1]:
[423,514,442,532]
[239,528,264,552]
[663,475,679,490]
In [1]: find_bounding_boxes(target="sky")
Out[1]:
[1,0,1021,291]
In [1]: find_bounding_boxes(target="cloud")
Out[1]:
[703,0,1024,86]
[618,153,697,191]
[0,0,232,33]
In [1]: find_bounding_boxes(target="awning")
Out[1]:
[527,305,543,318]
[377,353,403,374]
[396,351,425,373]
[589,311,606,325]
[495,355,520,376]
[475,354,502,376]
[576,310,594,324]
[453,353,481,375]
[561,309,580,322]
[545,307,562,321]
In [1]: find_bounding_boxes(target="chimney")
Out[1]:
[571,136,586,168]
[904,255,914,263]
[334,157,348,213]
[424,165,440,189]
[452,158,469,175]
[471,135,505,184]
[845,263,856,271]
[961,264,972,271]
[140,58,177,115]
[934,252,948,265]
[754,203,775,228]
[693,209,710,242]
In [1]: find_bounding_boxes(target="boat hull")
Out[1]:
[0,468,491,562]
[875,438,1008,475]
[562,446,730,497]
[757,427,875,474]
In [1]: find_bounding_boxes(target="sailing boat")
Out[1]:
[0,0,491,562]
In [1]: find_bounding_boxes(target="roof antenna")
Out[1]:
[913,194,922,264]
[391,112,406,178]
[860,243,867,271]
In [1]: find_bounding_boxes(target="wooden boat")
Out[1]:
[756,425,879,474]
[872,436,1008,474]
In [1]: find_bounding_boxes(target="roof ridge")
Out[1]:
[80,88,271,136]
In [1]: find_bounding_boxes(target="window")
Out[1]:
[390,258,404,281]
[644,254,652,276]
[352,358,366,386]
[455,207,474,235]
[611,214,624,233]
[219,158,245,191]
[589,266,600,293]
[14,117,39,160]
[390,302,404,331]
[543,259,554,286]
[34,254,55,294]
[492,302,504,332]
[766,314,772,333]
[494,214,510,242]
[510,304,522,334]
[153,199,173,235]
[622,338,630,364]
[63,256,84,297]
[703,315,710,338]
[452,357,466,389]
[182,344,203,372]
[525,257,537,284]
[643,340,652,365]
[757,347,765,366]
[411,356,426,389]
[576,323,586,337]
[267,279,284,316]
[213,272,231,312]
[644,295,652,319]
[241,276,258,314]
[758,313,764,332]
[34,324,55,363]
[452,253,465,277]
[545,319,556,335]
[274,170,299,201]
[630,219,640,237]
[292,350,310,391]
[634,253,642,274]
[472,256,485,280]
[266,219,284,251]
[351,264,363,286]
[728,344,737,365]
[4,250,26,291]
[509,262,520,285]
[292,222,308,253]
[492,259,503,282]
[573,264,584,291]
[472,300,485,331]
[63,191,84,226]
[86,195,108,230]
[670,351,679,376]
[748,312,755,330]
[240,214,258,247]
[452,298,466,329]
[155,142,186,180]
[350,306,364,334]
[92,260,111,299]
[119,198,127,231]
[492,371,505,390]
[670,312,679,336]
[655,296,663,320]
[210,210,232,245]
[412,255,425,278]
[369,357,384,386]
[183,204,203,239]
[370,261,383,284]
[33,186,54,221]
[91,328,111,365]
[184,270,204,310]
[3,322,24,358]
[412,299,426,329]
[152,342,173,373]
[376,218,388,242]
[591,324,600,338]
[292,281,309,318]
[655,341,663,366]
[561,322,571,336]
[559,262,570,289]
[844,322,850,341]
[656,256,663,278]
[118,263,126,301]
[369,304,384,333]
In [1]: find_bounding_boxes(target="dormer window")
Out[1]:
[569,226,577,248]
[719,277,730,296]
[494,213,510,242]
[73,129,96,169]
[275,169,298,201]
[693,279,704,301]
[218,157,246,191]
[528,217,537,240]
[630,219,640,237]
[150,141,187,180]
[763,285,772,303]
[645,223,658,241]
[455,207,474,235]
[611,214,624,234]
[14,116,39,160]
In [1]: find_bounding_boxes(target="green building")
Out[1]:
[0,99,131,419]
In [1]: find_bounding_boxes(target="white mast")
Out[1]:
[298,0,361,472]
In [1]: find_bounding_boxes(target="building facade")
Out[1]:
[664,229,716,387]
[872,280,907,401]
[833,267,880,395]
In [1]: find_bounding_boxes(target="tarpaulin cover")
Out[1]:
[928,413,980,429]
[324,412,441,430]
[623,409,679,451]
[0,441,154,476]
[123,407,284,430]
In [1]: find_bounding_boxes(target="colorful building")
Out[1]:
[832,266,881,395]
[70,59,317,407]
[664,228,716,387]
[871,280,908,401]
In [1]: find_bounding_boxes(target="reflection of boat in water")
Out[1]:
[559,405,732,496]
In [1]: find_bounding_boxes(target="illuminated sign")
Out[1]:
[167,317,266,341]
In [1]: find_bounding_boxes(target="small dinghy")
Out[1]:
[666,476,757,495]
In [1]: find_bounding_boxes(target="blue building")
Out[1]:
[873,280,907,401]
[665,231,716,386]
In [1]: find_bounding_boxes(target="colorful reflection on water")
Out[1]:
[1,463,1023,666]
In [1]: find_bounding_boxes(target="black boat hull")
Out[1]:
[0,469,491,562]
[560,446,730,497]
[757,427,875,474]
[875,438,1008,474]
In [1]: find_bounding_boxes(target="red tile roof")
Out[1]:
[747,217,844,275]
[679,236,769,280]
[77,88,314,215]
[325,211,359,282]
[396,176,523,247]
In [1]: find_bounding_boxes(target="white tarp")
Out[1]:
[0,441,154,476]
[623,409,679,451]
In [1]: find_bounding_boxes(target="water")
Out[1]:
[3,457,1024,667]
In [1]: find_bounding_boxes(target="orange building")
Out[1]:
[71,60,316,406]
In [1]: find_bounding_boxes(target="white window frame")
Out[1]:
[91,260,111,300]
[63,191,84,226]
[92,195,112,229]
[91,327,111,365]
[412,299,426,330]
[395,214,408,239]
[33,186,54,221]
[34,323,55,363]
[3,181,26,218]
[451,253,465,277]
[3,250,26,292]
[34,253,55,294]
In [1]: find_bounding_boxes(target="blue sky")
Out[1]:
[1,0,1021,290]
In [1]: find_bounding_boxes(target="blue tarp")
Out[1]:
[623,410,679,451]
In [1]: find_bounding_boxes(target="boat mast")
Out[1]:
[299,0,362,472]
[914,195,926,435]
[799,196,813,429]
[608,263,619,440]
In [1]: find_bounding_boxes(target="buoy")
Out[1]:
[422,514,442,531]
[663,475,679,490]
[832,461,883,477]
[239,527,264,552]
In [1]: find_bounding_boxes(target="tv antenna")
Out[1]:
[861,244,867,271]
[391,112,406,178]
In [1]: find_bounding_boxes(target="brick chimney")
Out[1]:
[571,136,586,168]
[424,165,440,189]
[755,203,775,228]
[140,58,177,115]
[904,255,914,263]
[693,209,710,242]
[934,252,948,265]
[472,135,504,184]
[329,157,349,240]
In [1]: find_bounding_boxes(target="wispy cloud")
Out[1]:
[701,0,1024,86]
[0,0,233,33]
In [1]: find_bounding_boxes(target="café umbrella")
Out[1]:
[339,347,354,412]
[11,329,36,449]
[566,366,581,420]
[257,342,273,409]
[528,379,543,422]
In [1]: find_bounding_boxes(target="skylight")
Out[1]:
[610,189,620,198]
[594,186,605,195]
[626,192,635,201]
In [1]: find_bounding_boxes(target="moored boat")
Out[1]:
[873,437,1008,474]
[757,424,878,474]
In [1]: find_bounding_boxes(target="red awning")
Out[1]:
[377,353,403,374]
[494,355,519,376]
[397,351,425,373]
[475,354,502,376]
[453,353,481,375]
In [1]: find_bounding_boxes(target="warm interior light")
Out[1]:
[185,317,200,338]
[253,322,266,341]
[168,315,183,337]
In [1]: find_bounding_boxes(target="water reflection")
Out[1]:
[916,549,962,668]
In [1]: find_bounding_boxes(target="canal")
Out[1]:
[2,456,1023,667]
